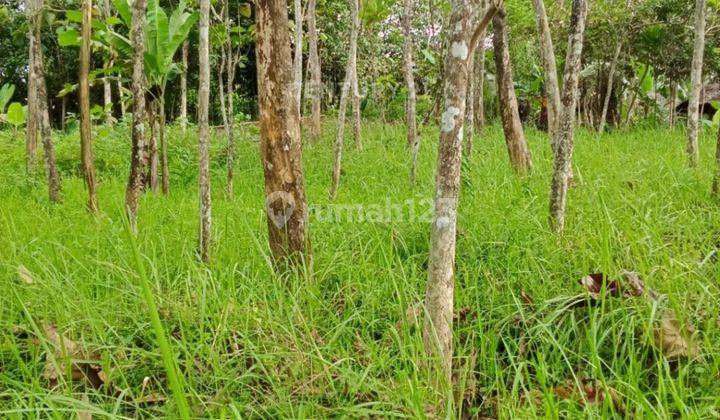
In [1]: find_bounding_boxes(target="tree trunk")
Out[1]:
[256,0,311,265]
[159,96,169,194]
[118,79,126,117]
[403,0,419,183]
[350,6,361,149]
[30,0,62,203]
[669,83,677,128]
[598,38,621,133]
[147,99,160,192]
[103,57,114,125]
[424,1,497,391]
[307,0,321,139]
[473,34,485,133]
[532,0,561,140]
[548,0,587,233]
[493,6,533,173]
[226,64,236,196]
[330,0,358,198]
[125,0,148,231]
[466,53,475,155]
[180,40,188,132]
[26,1,38,175]
[293,0,303,117]
[687,0,706,167]
[198,0,212,263]
[80,0,98,213]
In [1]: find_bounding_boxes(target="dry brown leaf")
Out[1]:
[17,265,34,284]
[41,323,104,389]
[654,312,701,360]
[552,379,624,412]
[579,273,620,299]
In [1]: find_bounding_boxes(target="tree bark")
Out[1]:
[350,3,361,149]
[548,0,587,233]
[330,0,358,198]
[687,0,706,167]
[598,38,621,133]
[493,6,533,173]
[403,0,419,183]
[30,0,62,203]
[256,0,311,265]
[102,0,114,126]
[26,0,38,175]
[180,40,188,132]
[466,53,475,155]
[125,0,148,231]
[424,1,496,390]
[147,99,160,192]
[307,0,321,139]
[293,0,303,117]
[198,0,212,263]
[473,33,485,132]
[669,83,677,128]
[80,0,99,213]
[532,0,561,140]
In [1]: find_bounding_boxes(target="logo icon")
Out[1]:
[265,191,296,228]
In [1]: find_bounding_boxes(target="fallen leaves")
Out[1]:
[41,323,104,390]
[551,379,624,412]
[653,312,701,360]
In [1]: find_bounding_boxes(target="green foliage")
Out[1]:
[5,102,25,128]
[0,83,15,114]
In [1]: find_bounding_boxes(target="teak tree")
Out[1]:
[256,0,311,265]
[424,0,497,390]
[531,0,561,141]
[403,0,420,184]
[198,0,212,263]
[306,0,321,138]
[80,0,99,213]
[548,0,588,233]
[687,0,706,167]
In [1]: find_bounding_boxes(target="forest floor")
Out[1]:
[1,120,719,418]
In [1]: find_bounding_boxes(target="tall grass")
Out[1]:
[0,121,719,418]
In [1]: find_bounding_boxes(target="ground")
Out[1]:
[1,120,719,418]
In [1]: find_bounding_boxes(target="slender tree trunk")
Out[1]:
[424,1,497,390]
[26,2,38,175]
[148,99,160,192]
[30,0,62,203]
[532,0,561,140]
[473,33,485,133]
[293,0,303,117]
[403,0,419,183]
[350,7,361,149]
[103,56,114,125]
[80,0,98,213]
[669,83,677,128]
[493,6,533,173]
[159,96,169,194]
[687,0,706,167]
[466,53,475,155]
[256,0,311,265]
[117,79,126,117]
[226,66,236,196]
[307,0,321,139]
[125,0,148,230]
[330,0,358,198]
[180,40,188,132]
[549,0,587,233]
[598,38,621,133]
[198,0,212,263]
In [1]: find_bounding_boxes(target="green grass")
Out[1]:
[1,119,719,418]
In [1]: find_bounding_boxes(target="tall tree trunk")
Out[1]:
[117,79,126,117]
[330,0,358,198]
[80,0,98,213]
[466,53,475,155]
[226,66,236,196]
[669,83,677,128]
[147,99,160,192]
[350,8,361,149]
[598,38,622,133]
[424,1,497,390]
[125,0,148,231]
[548,0,587,233]
[180,40,188,132]
[687,0,706,167]
[198,0,212,263]
[159,96,169,194]
[256,0,311,265]
[493,6,533,173]
[293,0,303,117]
[30,0,61,203]
[532,0,561,140]
[473,33,485,132]
[26,2,38,175]
[307,0,321,139]
[403,0,419,183]
[103,56,114,125]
